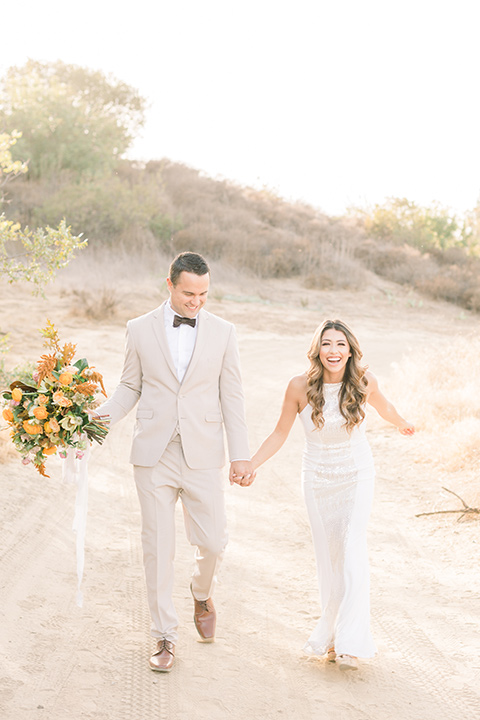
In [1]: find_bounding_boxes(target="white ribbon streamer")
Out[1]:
[61,442,91,607]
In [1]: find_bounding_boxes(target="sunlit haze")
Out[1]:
[2,0,479,216]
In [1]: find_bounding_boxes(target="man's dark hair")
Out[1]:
[169,252,210,286]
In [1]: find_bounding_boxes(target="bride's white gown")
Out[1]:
[299,382,377,658]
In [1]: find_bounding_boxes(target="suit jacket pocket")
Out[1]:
[205,412,223,423]
[136,409,154,419]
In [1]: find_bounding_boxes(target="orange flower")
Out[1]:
[52,390,73,408]
[44,417,60,434]
[43,445,57,455]
[22,420,43,435]
[38,394,49,405]
[11,388,23,401]
[33,406,49,420]
[2,408,14,422]
[58,372,73,386]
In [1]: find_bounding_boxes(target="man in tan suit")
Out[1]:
[99,252,253,672]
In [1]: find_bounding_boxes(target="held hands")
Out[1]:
[229,460,256,487]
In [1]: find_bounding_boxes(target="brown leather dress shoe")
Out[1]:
[191,584,216,642]
[149,639,175,672]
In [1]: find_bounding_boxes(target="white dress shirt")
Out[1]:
[164,301,197,383]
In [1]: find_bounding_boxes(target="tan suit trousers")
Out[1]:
[134,435,228,643]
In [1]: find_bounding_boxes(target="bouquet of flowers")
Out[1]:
[2,320,109,477]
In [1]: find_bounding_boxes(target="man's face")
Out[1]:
[167,271,210,318]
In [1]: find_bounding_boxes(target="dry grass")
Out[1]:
[355,237,480,312]
[388,337,480,477]
[5,159,480,313]
[67,287,120,321]
[166,164,367,287]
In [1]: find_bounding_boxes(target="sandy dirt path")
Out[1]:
[1,275,479,719]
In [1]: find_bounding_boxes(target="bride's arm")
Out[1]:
[365,372,415,435]
[251,375,305,471]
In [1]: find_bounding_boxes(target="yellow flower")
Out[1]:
[22,420,43,435]
[2,408,14,422]
[33,406,49,420]
[11,388,23,401]
[52,390,73,408]
[58,372,73,386]
[43,445,57,455]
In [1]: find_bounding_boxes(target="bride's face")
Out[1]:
[319,329,352,379]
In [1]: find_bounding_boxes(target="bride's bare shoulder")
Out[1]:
[288,373,307,388]
[287,373,308,399]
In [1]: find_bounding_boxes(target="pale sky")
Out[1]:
[2,0,479,217]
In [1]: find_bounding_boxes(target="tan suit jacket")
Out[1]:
[100,301,250,469]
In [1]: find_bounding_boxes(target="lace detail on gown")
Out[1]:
[299,383,377,659]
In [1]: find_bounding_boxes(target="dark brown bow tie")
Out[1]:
[173,315,196,328]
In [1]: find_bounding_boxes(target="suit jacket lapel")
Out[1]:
[151,302,178,382]
[181,309,209,386]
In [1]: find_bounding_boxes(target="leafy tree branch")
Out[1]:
[0,130,86,292]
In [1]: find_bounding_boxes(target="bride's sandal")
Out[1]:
[337,654,358,671]
[327,647,337,663]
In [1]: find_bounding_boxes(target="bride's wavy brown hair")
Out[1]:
[306,319,368,432]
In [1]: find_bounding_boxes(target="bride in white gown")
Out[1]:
[250,320,414,671]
